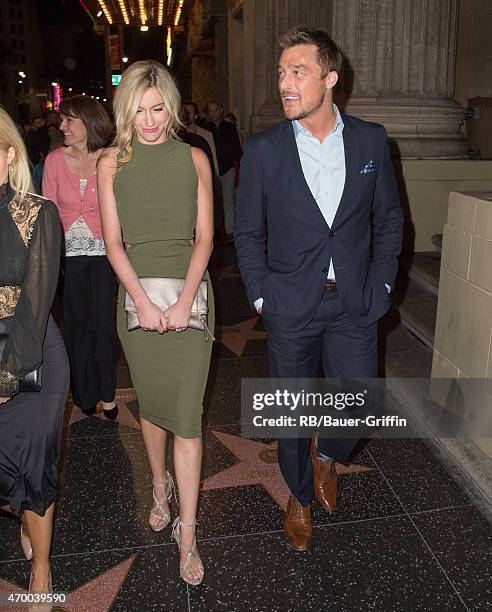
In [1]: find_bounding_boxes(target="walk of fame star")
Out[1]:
[201,431,373,511]
[215,317,267,357]
[64,388,140,429]
[0,555,136,612]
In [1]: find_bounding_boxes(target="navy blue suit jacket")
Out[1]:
[234,113,404,332]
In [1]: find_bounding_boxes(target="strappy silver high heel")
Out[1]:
[149,471,175,532]
[28,568,52,611]
[171,517,204,586]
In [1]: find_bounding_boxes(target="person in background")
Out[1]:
[0,106,69,604]
[48,125,64,152]
[42,96,118,419]
[178,124,215,179]
[182,101,218,176]
[223,111,245,150]
[204,100,242,238]
[45,111,64,152]
[30,116,50,164]
[223,111,245,190]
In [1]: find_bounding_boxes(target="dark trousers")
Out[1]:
[62,256,117,412]
[265,290,378,506]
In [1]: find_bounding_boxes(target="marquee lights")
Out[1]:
[81,0,186,27]
[139,0,147,25]
[157,0,164,26]
[97,0,113,24]
[117,0,130,25]
[174,0,184,26]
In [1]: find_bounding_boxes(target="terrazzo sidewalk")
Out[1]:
[0,243,491,611]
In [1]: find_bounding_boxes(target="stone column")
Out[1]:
[252,0,465,158]
[187,0,229,113]
[254,0,332,130]
[333,0,465,157]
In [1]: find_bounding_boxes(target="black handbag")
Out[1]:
[0,333,42,393]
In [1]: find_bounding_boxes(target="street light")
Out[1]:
[51,81,58,87]
[140,25,149,32]
[122,56,128,63]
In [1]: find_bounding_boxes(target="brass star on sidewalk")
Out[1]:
[0,555,136,611]
[201,431,373,511]
[215,317,267,357]
[64,388,140,429]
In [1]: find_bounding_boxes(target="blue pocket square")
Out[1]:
[360,160,376,174]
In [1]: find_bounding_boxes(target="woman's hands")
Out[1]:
[0,397,11,405]
[136,300,169,334]
[135,298,191,333]
[164,299,192,333]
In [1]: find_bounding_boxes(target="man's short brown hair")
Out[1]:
[59,95,113,152]
[279,25,342,78]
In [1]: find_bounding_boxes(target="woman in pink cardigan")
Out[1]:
[43,96,118,418]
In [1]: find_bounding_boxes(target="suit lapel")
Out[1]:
[283,117,361,231]
[283,121,330,230]
[331,115,360,230]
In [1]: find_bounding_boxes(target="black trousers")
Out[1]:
[62,255,117,411]
[265,290,378,507]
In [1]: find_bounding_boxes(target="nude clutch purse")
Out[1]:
[124,278,214,341]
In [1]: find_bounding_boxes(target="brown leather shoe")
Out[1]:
[310,434,337,512]
[284,496,312,551]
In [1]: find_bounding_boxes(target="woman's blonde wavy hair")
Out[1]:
[0,106,33,201]
[112,60,182,164]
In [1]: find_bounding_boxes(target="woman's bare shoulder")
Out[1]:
[98,147,119,170]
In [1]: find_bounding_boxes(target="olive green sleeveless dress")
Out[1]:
[114,138,214,438]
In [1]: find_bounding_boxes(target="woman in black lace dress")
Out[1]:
[0,107,69,600]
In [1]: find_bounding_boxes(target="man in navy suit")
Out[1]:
[235,26,403,550]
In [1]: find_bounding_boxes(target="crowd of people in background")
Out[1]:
[15,98,244,239]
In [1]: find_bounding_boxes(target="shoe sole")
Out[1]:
[284,534,311,551]
[150,523,169,532]
[286,540,310,551]
[316,497,336,513]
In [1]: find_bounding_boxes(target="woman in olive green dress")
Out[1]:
[98,60,214,586]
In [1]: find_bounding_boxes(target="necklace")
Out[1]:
[72,150,98,179]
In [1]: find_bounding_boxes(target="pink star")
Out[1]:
[0,555,136,611]
[202,431,373,511]
[215,317,266,357]
[64,388,140,429]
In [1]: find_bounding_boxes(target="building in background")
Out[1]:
[0,0,43,119]
[183,0,492,252]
